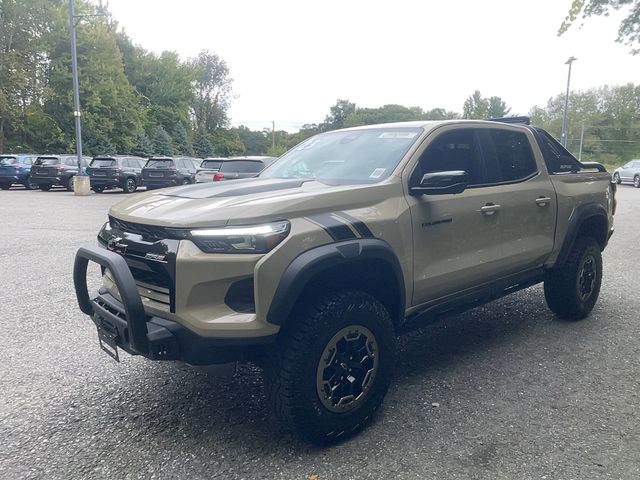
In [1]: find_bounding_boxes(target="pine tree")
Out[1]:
[194,129,214,157]
[173,122,194,155]
[153,125,174,156]
[131,131,153,157]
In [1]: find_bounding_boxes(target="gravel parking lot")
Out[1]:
[1,185,639,480]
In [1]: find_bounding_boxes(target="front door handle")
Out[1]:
[536,196,552,206]
[480,203,501,215]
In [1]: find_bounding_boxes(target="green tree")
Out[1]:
[560,1,640,53]
[0,0,56,152]
[45,6,147,155]
[463,90,489,119]
[487,96,511,118]
[190,50,233,133]
[194,129,215,157]
[232,125,270,155]
[172,122,194,155]
[152,125,174,156]
[211,129,245,156]
[324,99,356,129]
[131,131,153,157]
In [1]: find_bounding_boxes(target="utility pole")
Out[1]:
[561,56,577,148]
[578,120,586,161]
[68,0,84,174]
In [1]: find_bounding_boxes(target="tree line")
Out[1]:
[1,0,638,166]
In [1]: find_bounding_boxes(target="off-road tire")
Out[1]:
[544,236,602,320]
[39,184,51,191]
[264,290,395,444]
[92,185,106,193]
[124,177,137,193]
[634,175,640,188]
[612,172,621,184]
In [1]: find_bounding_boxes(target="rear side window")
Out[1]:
[220,160,265,174]
[534,128,581,174]
[413,129,485,185]
[146,159,174,168]
[478,129,537,183]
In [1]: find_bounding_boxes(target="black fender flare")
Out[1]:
[266,238,405,326]
[553,202,609,269]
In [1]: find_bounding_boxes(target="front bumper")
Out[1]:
[73,246,276,365]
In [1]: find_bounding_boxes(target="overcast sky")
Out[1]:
[107,0,639,132]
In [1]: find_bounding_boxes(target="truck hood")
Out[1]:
[109,178,395,228]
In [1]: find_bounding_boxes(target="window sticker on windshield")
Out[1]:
[378,131,418,139]
[370,168,386,179]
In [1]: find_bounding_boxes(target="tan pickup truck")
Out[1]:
[74,118,615,443]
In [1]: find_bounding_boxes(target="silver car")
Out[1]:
[613,159,640,188]
[195,157,227,183]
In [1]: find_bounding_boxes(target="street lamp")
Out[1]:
[561,56,577,148]
[67,0,105,195]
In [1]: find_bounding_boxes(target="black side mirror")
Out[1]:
[410,170,469,196]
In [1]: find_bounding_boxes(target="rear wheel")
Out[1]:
[613,172,621,184]
[264,290,395,444]
[544,236,602,320]
[65,177,74,192]
[39,184,51,191]
[23,176,38,190]
[124,177,137,193]
[0,183,10,190]
[634,175,640,188]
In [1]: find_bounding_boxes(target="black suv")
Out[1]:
[87,155,146,193]
[30,155,90,191]
[141,157,200,190]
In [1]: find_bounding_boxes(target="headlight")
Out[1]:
[190,221,290,253]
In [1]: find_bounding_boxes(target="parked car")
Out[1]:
[612,159,640,187]
[87,155,146,193]
[195,157,227,183]
[0,154,39,190]
[141,157,199,189]
[212,156,277,181]
[30,155,91,191]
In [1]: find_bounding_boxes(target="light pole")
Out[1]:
[561,56,577,148]
[68,0,84,175]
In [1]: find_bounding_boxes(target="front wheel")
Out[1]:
[23,176,38,190]
[544,236,602,320]
[613,173,621,184]
[123,177,137,193]
[264,290,395,444]
[634,175,640,188]
[92,185,106,193]
[39,184,51,191]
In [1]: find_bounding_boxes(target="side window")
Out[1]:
[175,159,185,169]
[479,129,537,183]
[24,157,32,165]
[535,129,581,174]
[137,159,146,168]
[65,158,76,166]
[412,129,485,186]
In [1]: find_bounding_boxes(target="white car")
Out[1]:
[612,160,640,188]
[195,158,227,183]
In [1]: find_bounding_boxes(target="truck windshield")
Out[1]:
[260,127,423,184]
[0,157,18,165]
[91,159,116,168]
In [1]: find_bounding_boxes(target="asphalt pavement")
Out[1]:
[0,184,639,480]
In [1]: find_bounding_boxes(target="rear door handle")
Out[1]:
[480,203,501,215]
[536,196,552,206]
